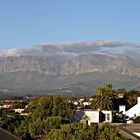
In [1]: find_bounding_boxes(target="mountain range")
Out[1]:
[0,40,140,96]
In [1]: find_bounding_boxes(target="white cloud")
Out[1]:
[0,40,138,57]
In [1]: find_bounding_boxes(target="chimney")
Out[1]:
[137,97,140,104]
[119,105,126,114]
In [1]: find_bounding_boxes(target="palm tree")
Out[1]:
[127,90,140,109]
[104,84,115,96]
[90,85,115,111]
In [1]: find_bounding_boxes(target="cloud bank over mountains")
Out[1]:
[0,40,138,58]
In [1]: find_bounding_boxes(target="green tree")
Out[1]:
[0,108,22,133]
[27,96,74,121]
[47,123,98,140]
[126,90,140,109]
[98,123,128,140]
[52,96,74,120]
[28,118,44,139]
[16,96,74,139]
[44,116,62,130]
[15,117,32,140]
[91,84,115,111]
[29,96,53,120]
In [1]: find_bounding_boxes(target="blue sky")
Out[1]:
[0,0,140,50]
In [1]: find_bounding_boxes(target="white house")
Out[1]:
[74,101,78,106]
[83,111,99,124]
[14,108,24,113]
[119,105,126,114]
[83,102,90,106]
[102,111,112,122]
[83,110,112,125]
[125,97,140,118]
[79,98,84,102]
[74,110,112,125]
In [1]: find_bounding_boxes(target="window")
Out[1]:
[107,114,110,121]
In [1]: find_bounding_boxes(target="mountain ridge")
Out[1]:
[0,40,140,96]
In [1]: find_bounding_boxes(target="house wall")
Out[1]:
[14,109,24,113]
[126,97,140,118]
[83,102,90,106]
[102,111,112,122]
[74,110,112,125]
[84,111,99,124]
[119,105,126,114]
[138,97,140,104]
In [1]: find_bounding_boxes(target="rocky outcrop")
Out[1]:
[59,54,140,77]
[0,56,58,75]
[0,53,140,77]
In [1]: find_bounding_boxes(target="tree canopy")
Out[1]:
[27,96,74,120]
[90,84,115,111]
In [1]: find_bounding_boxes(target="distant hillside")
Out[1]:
[0,40,140,96]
